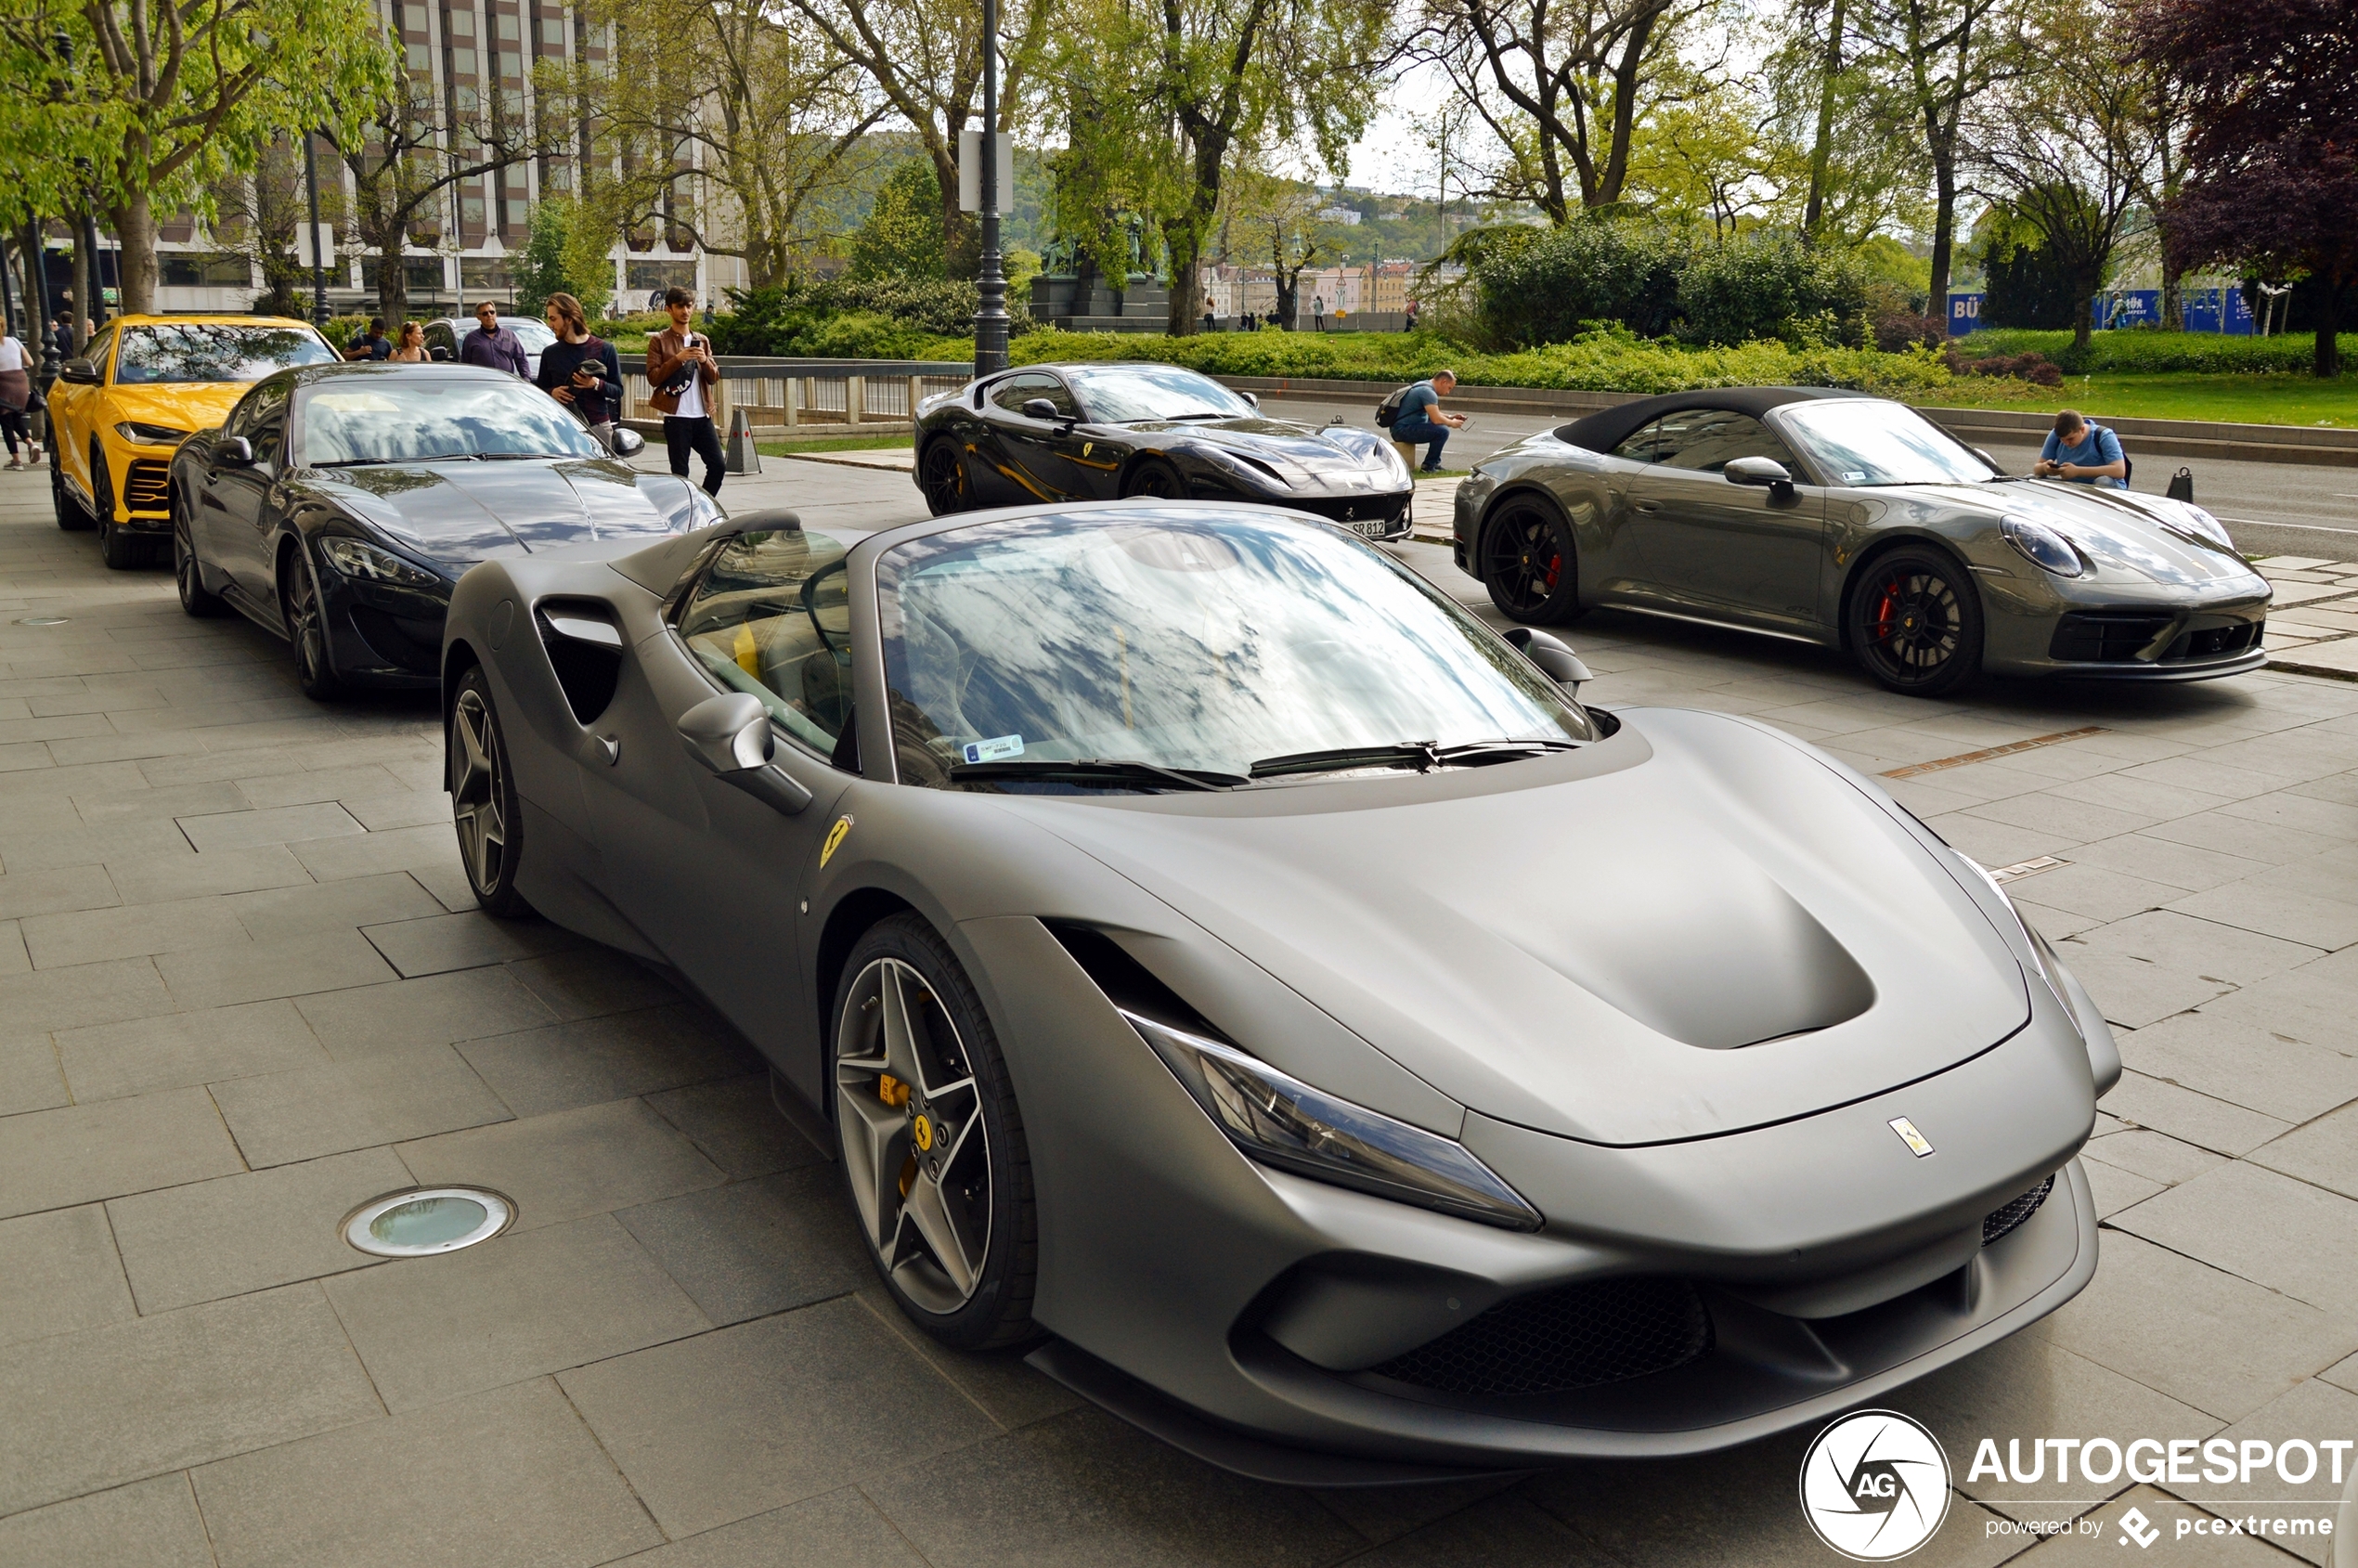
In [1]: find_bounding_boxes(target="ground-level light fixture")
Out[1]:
[342,1187,514,1257]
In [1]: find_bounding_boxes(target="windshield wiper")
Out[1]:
[313,457,415,468]
[1250,738,1578,779]
[948,758,1247,792]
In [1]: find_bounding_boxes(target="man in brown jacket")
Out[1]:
[646,287,724,495]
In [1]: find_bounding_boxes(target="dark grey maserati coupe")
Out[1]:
[1454,388,2273,695]
[912,361,1416,539]
[169,363,713,699]
[440,498,2116,1481]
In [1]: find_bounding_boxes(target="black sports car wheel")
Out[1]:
[917,440,969,516]
[1121,458,1186,499]
[281,544,344,702]
[52,457,93,531]
[834,914,1037,1351]
[1481,496,1584,625]
[448,667,532,916]
[1847,547,1982,697]
[173,493,227,616]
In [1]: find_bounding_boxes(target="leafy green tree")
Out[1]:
[849,160,948,279]
[513,196,613,317]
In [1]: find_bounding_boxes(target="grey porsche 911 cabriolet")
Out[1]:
[1455,387,2273,695]
[442,499,2114,1481]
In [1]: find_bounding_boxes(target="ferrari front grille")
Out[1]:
[123,459,171,512]
[1369,1276,1712,1396]
[1982,1173,2056,1246]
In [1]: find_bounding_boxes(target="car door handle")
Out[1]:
[1634,500,1662,513]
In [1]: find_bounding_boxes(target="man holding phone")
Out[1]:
[646,286,723,495]
[536,292,622,448]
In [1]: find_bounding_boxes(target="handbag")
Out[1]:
[2166,467,2194,502]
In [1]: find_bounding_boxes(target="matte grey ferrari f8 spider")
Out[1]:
[1455,388,2272,695]
[442,499,2115,1482]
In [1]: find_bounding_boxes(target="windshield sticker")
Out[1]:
[962,734,1025,764]
[1842,471,1867,483]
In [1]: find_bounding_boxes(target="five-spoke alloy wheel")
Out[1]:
[282,544,343,701]
[1120,458,1186,500]
[834,915,1036,1349]
[449,667,531,916]
[1846,546,1983,696]
[173,491,227,616]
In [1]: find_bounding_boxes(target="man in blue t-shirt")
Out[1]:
[1392,370,1467,473]
[2035,409,2126,488]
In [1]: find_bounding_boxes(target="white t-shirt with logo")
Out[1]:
[673,332,706,421]
[0,337,25,373]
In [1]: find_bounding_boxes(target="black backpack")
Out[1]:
[1375,383,1415,429]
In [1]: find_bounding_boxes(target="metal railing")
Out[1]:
[619,356,974,433]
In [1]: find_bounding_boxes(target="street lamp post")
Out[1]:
[304,132,329,325]
[24,221,57,389]
[971,0,1009,377]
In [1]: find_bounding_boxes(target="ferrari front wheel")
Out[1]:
[834,914,1038,1351]
[1847,546,1983,697]
[917,440,969,516]
[1120,458,1186,499]
[448,667,532,917]
[281,544,344,702]
[174,493,227,616]
[1480,496,1584,624]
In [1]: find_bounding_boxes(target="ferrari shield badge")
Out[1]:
[821,813,854,868]
[1888,1117,1935,1158]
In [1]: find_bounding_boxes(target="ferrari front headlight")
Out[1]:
[115,421,191,447]
[1123,1009,1541,1231]
[1958,853,2072,1014]
[317,535,440,588]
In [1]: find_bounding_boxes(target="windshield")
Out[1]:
[879,509,1597,790]
[114,324,337,384]
[1067,364,1257,423]
[498,318,556,350]
[1778,400,1998,486]
[298,379,605,465]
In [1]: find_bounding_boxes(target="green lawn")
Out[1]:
[753,434,914,457]
[1920,373,2358,428]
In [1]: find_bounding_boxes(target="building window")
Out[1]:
[626,260,697,292]
[159,253,255,288]
[460,257,513,290]
[360,257,448,292]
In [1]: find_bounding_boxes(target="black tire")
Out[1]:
[1120,457,1187,500]
[94,450,150,569]
[280,540,345,702]
[447,665,533,917]
[1846,545,1984,697]
[833,914,1038,1351]
[52,453,93,531]
[1480,494,1585,625]
[173,491,228,616]
[916,439,970,516]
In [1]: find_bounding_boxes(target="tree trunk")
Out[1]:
[111,189,159,317]
[2159,258,2183,332]
[71,229,93,351]
[378,235,408,328]
[1924,158,1957,337]
[1165,234,1200,337]
[1803,0,1846,238]
[2071,286,2094,354]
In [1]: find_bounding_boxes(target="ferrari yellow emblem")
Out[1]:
[732,621,760,679]
[913,1114,934,1151]
[1082,441,1094,457]
[821,813,854,867]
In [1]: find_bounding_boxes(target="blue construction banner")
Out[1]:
[1947,293,1983,333]
[2181,285,2255,335]
[2096,290,2161,329]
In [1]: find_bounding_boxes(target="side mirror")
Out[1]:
[677,692,812,814]
[1240,391,1260,408]
[1723,456,1794,488]
[1503,626,1593,691]
[217,436,255,468]
[1974,447,2000,471]
[608,426,646,458]
[58,358,98,384]
[429,345,452,362]
[1020,397,1063,422]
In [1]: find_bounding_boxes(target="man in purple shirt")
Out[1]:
[459,301,529,376]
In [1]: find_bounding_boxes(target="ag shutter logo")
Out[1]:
[1799,1410,1953,1561]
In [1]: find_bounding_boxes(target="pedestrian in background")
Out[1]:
[1388,369,1466,474]
[646,286,722,495]
[387,322,428,363]
[1312,293,1327,331]
[1404,299,1419,332]
[2034,409,2127,488]
[538,292,622,450]
[343,317,392,361]
[459,300,529,376]
[1203,292,1217,332]
[0,326,33,470]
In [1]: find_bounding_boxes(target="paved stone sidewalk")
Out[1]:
[1,460,2355,1567]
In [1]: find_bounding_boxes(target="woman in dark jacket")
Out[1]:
[535,292,623,439]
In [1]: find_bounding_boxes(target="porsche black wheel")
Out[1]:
[52,457,93,531]
[1847,546,1982,697]
[448,667,532,917]
[173,493,227,616]
[918,440,969,516]
[1121,458,1186,500]
[1480,496,1584,625]
[834,914,1038,1351]
[281,543,344,702]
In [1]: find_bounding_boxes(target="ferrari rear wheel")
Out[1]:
[1121,458,1186,500]
[1847,546,1982,697]
[281,543,345,702]
[1480,496,1584,625]
[834,914,1037,1351]
[917,439,969,516]
[448,667,532,917]
[173,493,227,616]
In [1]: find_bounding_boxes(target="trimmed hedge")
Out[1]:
[1954,329,2352,375]
[708,279,1031,357]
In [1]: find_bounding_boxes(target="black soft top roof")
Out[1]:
[1556,386,1874,453]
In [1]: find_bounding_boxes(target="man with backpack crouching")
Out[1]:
[1379,370,1468,474]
